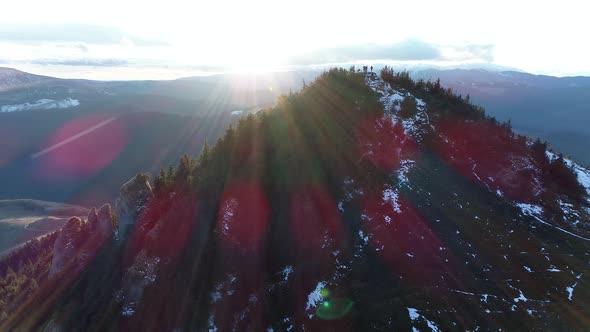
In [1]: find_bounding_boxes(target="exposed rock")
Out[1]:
[49,217,83,276]
[97,204,115,239]
[87,207,98,232]
[115,173,153,232]
[48,205,116,277]
[41,317,64,332]
[116,250,160,317]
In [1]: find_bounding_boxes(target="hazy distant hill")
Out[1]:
[0,67,319,115]
[0,67,55,92]
[0,68,318,205]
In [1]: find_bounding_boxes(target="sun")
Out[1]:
[228,50,285,73]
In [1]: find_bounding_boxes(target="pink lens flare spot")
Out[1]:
[362,187,446,285]
[289,186,345,259]
[217,182,270,252]
[33,114,127,181]
[435,120,538,202]
[355,114,416,172]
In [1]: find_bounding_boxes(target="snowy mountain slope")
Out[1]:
[206,72,590,331]
[359,71,590,331]
[0,67,54,92]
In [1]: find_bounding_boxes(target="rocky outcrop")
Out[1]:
[41,317,65,332]
[49,205,117,277]
[97,204,115,239]
[116,250,160,317]
[49,217,84,276]
[115,173,153,233]
[87,207,98,231]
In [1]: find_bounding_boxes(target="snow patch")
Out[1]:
[365,72,430,141]
[415,98,426,108]
[516,203,543,217]
[407,307,441,332]
[566,276,581,301]
[566,284,576,301]
[513,289,529,303]
[516,201,590,240]
[1,98,80,112]
[211,291,222,303]
[122,306,135,317]
[220,198,238,235]
[306,281,326,316]
[548,150,590,197]
[358,230,369,245]
[397,159,416,188]
[569,162,590,196]
[208,313,218,332]
[383,187,402,214]
[282,265,294,282]
[407,307,420,320]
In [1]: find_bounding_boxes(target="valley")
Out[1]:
[0,199,87,253]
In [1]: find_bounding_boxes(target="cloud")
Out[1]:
[54,43,89,52]
[129,37,170,47]
[29,58,129,67]
[289,39,442,65]
[288,39,495,65]
[443,44,495,62]
[0,23,168,47]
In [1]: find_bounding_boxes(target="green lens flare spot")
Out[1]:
[316,297,353,320]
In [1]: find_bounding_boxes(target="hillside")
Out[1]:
[412,68,590,165]
[1,68,590,331]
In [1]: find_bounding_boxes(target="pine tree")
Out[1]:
[399,97,418,118]
[166,165,175,183]
[531,138,548,168]
[154,167,167,195]
[548,155,586,202]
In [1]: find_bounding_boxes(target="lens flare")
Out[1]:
[289,186,345,268]
[316,298,353,320]
[435,120,538,202]
[362,186,447,285]
[217,182,270,252]
[355,114,416,172]
[32,114,127,182]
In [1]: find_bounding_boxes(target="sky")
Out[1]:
[1,0,588,79]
